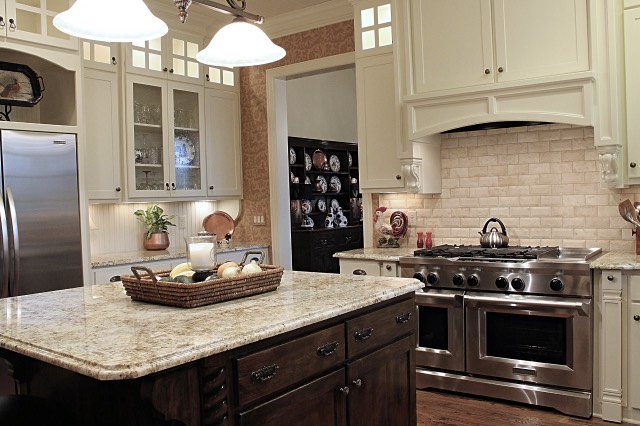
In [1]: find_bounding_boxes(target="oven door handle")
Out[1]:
[420,292,464,303]
[464,294,590,316]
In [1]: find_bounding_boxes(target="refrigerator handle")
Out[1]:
[0,198,9,298]
[6,188,19,297]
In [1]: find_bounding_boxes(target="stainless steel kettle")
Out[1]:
[478,217,509,248]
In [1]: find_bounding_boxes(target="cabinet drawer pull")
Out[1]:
[395,312,412,324]
[607,275,614,281]
[352,378,362,388]
[316,341,339,357]
[250,364,279,383]
[635,315,640,322]
[353,269,367,276]
[385,265,392,271]
[354,328,373,341]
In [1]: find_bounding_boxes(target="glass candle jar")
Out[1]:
[185,234,216,272]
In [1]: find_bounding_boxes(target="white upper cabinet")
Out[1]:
[409,0,589,94]
[0,0,77,50]
[82,40,119,71]
[204,89,243,198]
[125,29,203,84]
[625,6,640,181]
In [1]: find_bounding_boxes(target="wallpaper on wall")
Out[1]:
[232,20,355,244]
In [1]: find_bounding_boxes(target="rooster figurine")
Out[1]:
[373,207,408,248]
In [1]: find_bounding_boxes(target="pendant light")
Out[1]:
[53,0,168,43]
[196,16,286,67]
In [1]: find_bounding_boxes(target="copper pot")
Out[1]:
[144,232,170,250]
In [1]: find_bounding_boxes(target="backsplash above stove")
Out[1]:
[376,123,637,252]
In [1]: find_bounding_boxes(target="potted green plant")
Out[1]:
[134,205,176,250]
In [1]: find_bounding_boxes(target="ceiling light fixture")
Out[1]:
[53,0,286,68]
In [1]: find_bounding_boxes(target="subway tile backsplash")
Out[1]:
[376,124,636,252]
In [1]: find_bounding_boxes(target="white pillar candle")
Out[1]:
[189,242,215,271]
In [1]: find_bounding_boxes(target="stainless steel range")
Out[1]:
[399,244,602,418]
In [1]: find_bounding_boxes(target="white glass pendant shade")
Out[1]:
[53,0,168,43]
[196,18,286,67]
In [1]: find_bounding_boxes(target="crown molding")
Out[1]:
[262,0,354,40]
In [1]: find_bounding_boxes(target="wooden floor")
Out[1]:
[417,390,619,425]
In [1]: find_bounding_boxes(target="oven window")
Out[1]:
[419,306,448,350]
[486,312,567,365]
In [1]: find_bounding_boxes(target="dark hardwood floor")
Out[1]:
[417,390,620,425]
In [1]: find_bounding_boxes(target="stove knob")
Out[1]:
[426,272,439,285]
[511,277,525,291]
[412,272,427,283]
[467,275,479,287]
[550,278,564,292]
[453,274,465,287]
[495,276,509,290]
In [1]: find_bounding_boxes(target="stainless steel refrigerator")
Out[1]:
[0,129,83,297]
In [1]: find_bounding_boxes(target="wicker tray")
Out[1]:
[120,264,284,308]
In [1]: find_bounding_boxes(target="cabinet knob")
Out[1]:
[607,275,614,281]
[396,174,401,180]
[631,162,637,169]
[8,18,16,30]
[0,17,5,29]
[498,67,504,73]
[635,315,640,322]
[169,68,174,74]
[353,269,367,276]
[165,182,170,190]
[206,74,210,81]
[111,57,117,65]
[162,67,168,72]
[209,185,214,190]
[339,386,350,395]
[484,68,490,74]
[115,186,121,192]
[352,379,362,388]
[171,182,176,190]
[386,265,392,271]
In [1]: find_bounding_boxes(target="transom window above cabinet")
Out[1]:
[206,65,236,89]
[353,0,393,55]
[82,41,118,71]
[125,30,203,83]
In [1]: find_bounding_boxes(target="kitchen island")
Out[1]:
[0,271,421,425]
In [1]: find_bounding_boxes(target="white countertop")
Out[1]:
[590,252,640,270]
[0,271,421,381]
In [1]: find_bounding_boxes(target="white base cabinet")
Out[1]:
[339,258,398,277]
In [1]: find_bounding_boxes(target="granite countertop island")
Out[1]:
[0,271,422,381]
[590,252,640,270]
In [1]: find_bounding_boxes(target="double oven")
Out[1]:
[400,245,601,418]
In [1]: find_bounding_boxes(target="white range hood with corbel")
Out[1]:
[393,0,627,189]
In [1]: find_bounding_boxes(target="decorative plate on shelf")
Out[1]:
[315,175,328,193]
[305,153,312,171]
[330,198,340,210]
[289,147,296,165]
[317,198,327,213]
[313,149,329,171]
[329,155,340,172]
[329,176,341,193]
[348,152,353,167]
[301,199,312,214]
[304,176,311,185]
[202,211,235,242]
[290,171,296,183]
[175,135,196,166]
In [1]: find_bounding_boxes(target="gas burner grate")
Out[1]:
[414,244,559,260]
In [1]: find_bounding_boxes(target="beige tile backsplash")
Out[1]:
[376,124,637,253]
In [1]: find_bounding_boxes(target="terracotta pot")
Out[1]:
[144,232,170,250]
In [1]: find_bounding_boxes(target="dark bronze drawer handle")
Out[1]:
[395,312,412,324]
[353,269,367,275]
[250,364,279,383]
[354,328,373,341]
[317,341,339,357]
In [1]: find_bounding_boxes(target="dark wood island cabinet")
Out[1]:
[0,272,420,426]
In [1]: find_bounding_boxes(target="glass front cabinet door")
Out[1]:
[126,75,206,199]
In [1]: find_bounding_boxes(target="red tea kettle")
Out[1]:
[478,217,509,248]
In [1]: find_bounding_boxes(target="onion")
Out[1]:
[221,266,241,278]
[217,261,238,276]
[242,261,262,274]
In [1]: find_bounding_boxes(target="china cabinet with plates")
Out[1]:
[288,137,363,273]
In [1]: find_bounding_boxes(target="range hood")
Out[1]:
[443,121,551,133]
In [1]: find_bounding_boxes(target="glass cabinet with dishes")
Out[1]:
[125,74,206,199]
[288,137,363,273]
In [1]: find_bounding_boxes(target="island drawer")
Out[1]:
[235,323,345,406]
[346,297,415,358]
